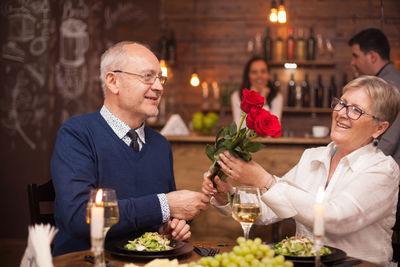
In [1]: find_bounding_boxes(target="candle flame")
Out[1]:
[316,186,324,203]
[95,189,103,205]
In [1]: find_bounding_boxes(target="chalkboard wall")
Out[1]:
[0,0,160,238]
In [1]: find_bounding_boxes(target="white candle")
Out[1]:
[90,189,104,238]
[313,186,325,236]
[202,82,209,98]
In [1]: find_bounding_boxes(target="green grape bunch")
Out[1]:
[188,237,293,267]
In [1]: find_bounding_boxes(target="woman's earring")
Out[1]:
[373,138,379,146]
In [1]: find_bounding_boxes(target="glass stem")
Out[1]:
[93,249,106,267]
[241,223,252,240]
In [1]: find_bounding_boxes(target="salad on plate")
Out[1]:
[124,232,173,252]
[273,236,332,257]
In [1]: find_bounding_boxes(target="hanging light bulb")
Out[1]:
[277,0,287,23]
[160,59,168,77]
[269,0,278,23]
[190,71,200,87]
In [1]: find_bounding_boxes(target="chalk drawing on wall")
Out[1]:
[60,18,89,68]
[1,0,51,150]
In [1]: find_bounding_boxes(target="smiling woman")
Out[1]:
[204,76,400,265]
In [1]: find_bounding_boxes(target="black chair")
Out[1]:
[27,180,56,226]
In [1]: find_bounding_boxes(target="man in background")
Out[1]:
[349,28,400,167]
[51,41,210,256]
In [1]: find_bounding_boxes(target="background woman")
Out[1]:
[231,57,283,127]
[204,76,400,266]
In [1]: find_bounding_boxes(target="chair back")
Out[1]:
[27,180,56,226]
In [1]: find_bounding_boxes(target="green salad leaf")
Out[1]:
[124,232,172,251]
[273,236,331,257]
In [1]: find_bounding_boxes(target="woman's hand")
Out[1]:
[218,151,274,189]
[158,218,191,241]
[202,171,234,205]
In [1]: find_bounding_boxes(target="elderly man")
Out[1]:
[51,41,210,256]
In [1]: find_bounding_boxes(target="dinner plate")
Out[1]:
[274,245,347,264]
[105,239,194,261]
[113,238,185,255]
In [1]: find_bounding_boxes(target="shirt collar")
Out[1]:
[375,62,390,77]
[311,141,378,172]
[100,105,146,144]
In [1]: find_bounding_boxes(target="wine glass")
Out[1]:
[232,186,261,240]
[86,188,119,237]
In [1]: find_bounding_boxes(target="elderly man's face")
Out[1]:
[350,44,374,76]
[116,44,164,121]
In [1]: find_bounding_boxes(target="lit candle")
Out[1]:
[313,186,325,237]
[212,81,220,99]
[201,82,209,98]
[90,189,104,239]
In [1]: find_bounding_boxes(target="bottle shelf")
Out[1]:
[269,60,335,68]
[283,107,332,113]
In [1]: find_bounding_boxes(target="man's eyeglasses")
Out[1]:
[113,70,167,86]
[330,97,381,121]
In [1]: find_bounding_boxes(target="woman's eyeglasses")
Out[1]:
[330,97,381,121]
[113,70,167,86]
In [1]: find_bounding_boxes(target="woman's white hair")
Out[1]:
[343,75,400,125]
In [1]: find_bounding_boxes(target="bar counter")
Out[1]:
[166,135,331,243]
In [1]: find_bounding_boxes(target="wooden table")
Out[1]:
[53,241,379,267]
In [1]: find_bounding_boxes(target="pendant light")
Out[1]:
[269,0,278,23]
[190,71,200,87]
[269,0,286,24]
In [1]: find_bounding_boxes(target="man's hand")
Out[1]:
[166,190,210,221]
[158,218,191,241]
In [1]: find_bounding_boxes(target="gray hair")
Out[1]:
[100,41,150,97]
[342,75,400,125]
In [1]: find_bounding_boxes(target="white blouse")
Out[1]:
[212,142,399,266]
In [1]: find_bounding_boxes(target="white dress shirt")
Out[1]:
[213,142,399,266]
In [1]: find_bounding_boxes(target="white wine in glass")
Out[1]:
[232,186,261,239]
[86,188,120,237]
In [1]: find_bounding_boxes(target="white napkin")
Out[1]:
[20,224,58,267]
[160,114,190,136]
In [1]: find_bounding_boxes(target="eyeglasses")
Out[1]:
[330,97,381,121]
[113,70,167,86]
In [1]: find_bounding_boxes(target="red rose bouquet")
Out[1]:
[206,89,281,182]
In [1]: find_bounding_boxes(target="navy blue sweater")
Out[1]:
[51,111,175,256]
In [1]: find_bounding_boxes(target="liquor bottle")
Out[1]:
[301,73,311,107]
[314,74,324,108]
[287,26,295,61]
[287,73,296,107]
[159,30,168,61]
[306,27,316,61]
[263,27,273,61]
[273,34,284,61]
[167,29,176,65]
[272,73,281,92]
[328,75,337,104]
[295,27,306,61]
[254,32,263,57]
[339,73,348,97]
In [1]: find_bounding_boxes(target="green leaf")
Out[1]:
[234,146,243,152]
[216,138,225,150]
[229,121,237,136]
[215,127,226,142]
[242,152,252,162]
[224,134,232,140]
[205,144,215,161]
[228,149,239,158]
[223,139,232,150]
[245,142,264,152]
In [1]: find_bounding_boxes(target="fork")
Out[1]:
[207,248,220,256]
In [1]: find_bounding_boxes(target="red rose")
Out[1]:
[253,109,281,138]
[246,107,260,130]
[240,89,265,113]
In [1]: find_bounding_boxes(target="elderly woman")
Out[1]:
[203,76,400,266]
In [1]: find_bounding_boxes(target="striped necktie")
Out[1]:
[127,129,140,152]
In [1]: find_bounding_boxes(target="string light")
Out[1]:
[190,72,200,87]
[269,0,278,23]
[277,0,287,23]
[160,59,168,77]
